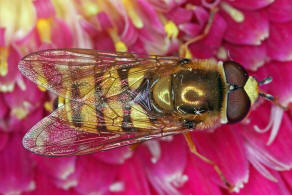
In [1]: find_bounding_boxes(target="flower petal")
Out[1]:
[191,126,249,191]
[23,169,74,195]
[281,170,292,190]
[0,94,9,118]
[0,133,34,194]
[33,0,56,18]
[229,0,273,11]
[0,131,8,152]
[112,154,151,194]
[267,21,292,61]
[51,18,73,48]
[75,157,117,195]
[223,10,269,45]
[179,154,222,195]
[165,7,192,24]
[267,0,292,23]
[238,167,290,195]
[189,13,227,58]
[33,156,76,180]
[0,28,5,46]
[223,42,267,71]
[241,104,292,169]
[143,136,188,195]
[0,45,22,92]
[93,147,132,165]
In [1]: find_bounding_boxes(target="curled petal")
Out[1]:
[267,22,292,61]
[223,10,269,45]
[267,0,292,23]
[223,42,267,71]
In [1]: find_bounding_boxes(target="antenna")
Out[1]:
[258,76,273,85]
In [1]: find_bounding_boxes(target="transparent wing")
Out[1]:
[23,103,185,156]
[18,49,179,104]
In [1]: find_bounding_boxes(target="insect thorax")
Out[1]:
[151,68,225,124]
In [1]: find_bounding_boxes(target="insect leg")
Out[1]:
[179,7,219,57]
[184,132,234,192]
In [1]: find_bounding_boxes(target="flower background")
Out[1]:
[1,0,292,194]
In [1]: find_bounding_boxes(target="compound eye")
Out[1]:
[223,61,249,87]
[227,89,251,123]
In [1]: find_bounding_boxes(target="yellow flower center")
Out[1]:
[164,21,179,39]
[0,47,8,76]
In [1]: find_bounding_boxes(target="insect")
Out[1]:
[18,48,275,190]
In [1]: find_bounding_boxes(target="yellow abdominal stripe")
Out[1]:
[244,76,259,104]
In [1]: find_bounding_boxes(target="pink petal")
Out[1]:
[93,31,115,51]
[165,7,193,24]
[191,126,249,190]
[4,78,44,110]
[267,21,292,61]
[223,10,269,45]
[179,23,202,37]
[189,13,227,58]
[0,94,9,118]
[229,0,273,11]
[23,169,75,195]
[0,131,8,152]
[241,104,292,169]
[147,0,186,12]
[281,170,292,190]
[223,42,267,71]
[94,147,132,165]
[237,167,290,195]
[75,157,117,195]
[113,154,151,194]
[136,0,164,34]
[143,136,188,195]
[254,61,292,105]
[120,18,139,46]
[51,18,73,48]
[0,28,5,46]
[179,154,221,195]
[97,12,113,30]
[33,0,55,18]
[33,156,76,180]
[0,133,34,194]
[267,0,292,23]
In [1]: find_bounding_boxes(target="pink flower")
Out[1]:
[1,0,292,194]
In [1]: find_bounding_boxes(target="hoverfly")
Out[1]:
[18,48,275,190]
